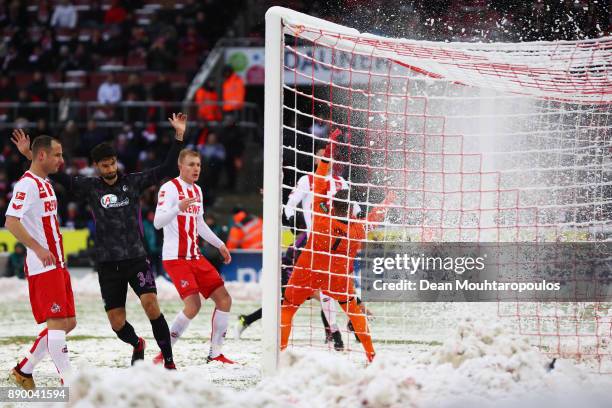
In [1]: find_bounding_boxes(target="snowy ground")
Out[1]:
[0,274,610,407]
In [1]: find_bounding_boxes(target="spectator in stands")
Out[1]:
[179,25,205,55]
[50,0,77,29]
[0,170,7,198]
[82,119,109,153]
[56,44,77,72]
[226,208,263,250]
[5,243,26,279]
[141,122,158,145]
[0,75,18,103]
[124,73,146,101]
[63,202,86,229]
[32,118,50,137]
[128,26,150,57]
[5,150,26,184]
[1,44,23,72]
[123,91,145,123]
[27,72,49,102]
[34,0,52,26]
[115,130,139,168]
[57,89,78,122]
[221,65,245,118]
[27,45,47,72]
[104,0,128,26]
[97,72,122,104]
[88,29,110,59]
[38,29,56,68]
[72,43,94,70]
[150,73,174,101]
[193,11,212,39]
[199,132,226,190]
[59,120,80,160]
[14,89,33,121]
[181,0,204,24]
[5,1,27,29]
[195,80,221,122]
[220,114,244,191]
[147,35,176,71]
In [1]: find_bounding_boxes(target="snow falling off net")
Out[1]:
[279,22,612,372]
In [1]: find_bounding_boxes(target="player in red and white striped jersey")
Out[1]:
[153,149,235,364]
[5,136,75,388]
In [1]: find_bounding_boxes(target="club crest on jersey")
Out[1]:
[122,185,128,192]
[181,280,189,288]
[51,303,61,313]
[100,194,129,208]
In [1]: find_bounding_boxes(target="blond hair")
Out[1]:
[178,149,200,163]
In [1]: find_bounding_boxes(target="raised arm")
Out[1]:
[312,128,342,214]
[132,113,186,191]
[157,112,187,177]
[11,129,33,161]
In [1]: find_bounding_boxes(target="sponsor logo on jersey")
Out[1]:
[100,194,130,209]
[15,191,26,200]
[122,185,128,192]
[181,280,189,288]
[51,303,61,313]
[44,200,57,212]
[184,204,200,214]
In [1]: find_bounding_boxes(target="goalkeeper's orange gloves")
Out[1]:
[323,128,342,160]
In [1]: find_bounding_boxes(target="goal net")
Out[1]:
[262,7,612,374]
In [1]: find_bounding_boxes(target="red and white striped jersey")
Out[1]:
[155,177,204,261]
[284,173,361,232]
[5,171,65,276]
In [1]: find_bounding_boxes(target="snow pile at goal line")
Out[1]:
[0,275,261,302]
[65,320,610,408]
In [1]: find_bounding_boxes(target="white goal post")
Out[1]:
[262,5,365,377]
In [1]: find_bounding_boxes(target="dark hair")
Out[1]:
[91,142,117,163]
[332,189,349,217]
[31,135,58,156]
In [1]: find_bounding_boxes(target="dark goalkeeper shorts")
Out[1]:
[97,257,157,311]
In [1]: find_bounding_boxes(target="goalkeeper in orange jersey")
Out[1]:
[280,130,395,362]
